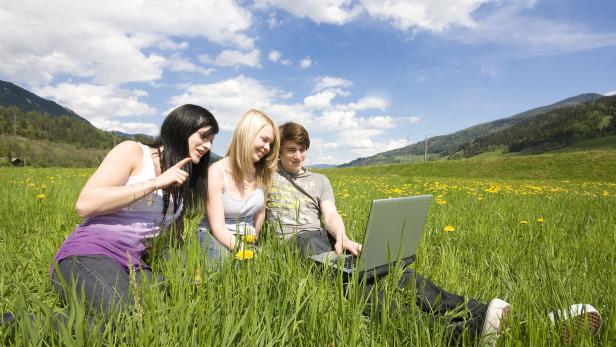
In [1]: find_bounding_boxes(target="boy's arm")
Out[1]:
[320,200,362,255]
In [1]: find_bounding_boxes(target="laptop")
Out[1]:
[310,195,432,279]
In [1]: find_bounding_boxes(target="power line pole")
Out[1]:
[424,135,428,162]
[406,133,410,163]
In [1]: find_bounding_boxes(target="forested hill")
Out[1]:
[456,95,616,157]
[0,80,88,123]
[339,93,604,167]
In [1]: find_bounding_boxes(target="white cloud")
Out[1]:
[0,0,254,86]
[268,50,291,65]
[200,49,261,68]
[314,76,353,92]
[35,83,156,122]
[604,90,616,96]
[408,116,421,124]
[167,57,214,76]
[168,76,289,130]
[168,75,407,164]
[257,0,362,25]
[446,1,616,56]
[300,57,313,69]
[361,0,486,32]
[268,50,282,62]
[338,96,388,111]
[91,118,160,136]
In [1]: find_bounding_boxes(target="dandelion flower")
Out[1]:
[244,234,256,244]
[194,266,202,286]
[37,193,45,200]
[602,191,609,197]
[537,217,545,224]
[519,220,529,224]
[235,250,254,260]
[443,225,456,232]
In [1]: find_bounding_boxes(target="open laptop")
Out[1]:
[310,195,432,279]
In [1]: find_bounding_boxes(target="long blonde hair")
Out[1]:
[227,109,280,191]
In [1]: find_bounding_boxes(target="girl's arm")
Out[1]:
[206,162,237,250]
[253,205,266,238]
[75,141,191,218]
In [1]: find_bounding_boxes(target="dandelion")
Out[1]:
[436,198,447,205]
[244,234,256,244]
[537,217,545,224]
[37,193,45,200]
[193,266,202,286]
[602,191,609,197]
[235,250,254,260]
[443,225,456,232]
[519,220,529,224]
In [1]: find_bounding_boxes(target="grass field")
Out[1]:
[1,152,615,345]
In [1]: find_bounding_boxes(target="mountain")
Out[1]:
[457,95,616,156]
[0,80,89,123]
[339,93,604,167]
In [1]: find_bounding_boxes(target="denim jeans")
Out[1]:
[292,229,488,340]
[52,255,153,316]
[197,230,230,267]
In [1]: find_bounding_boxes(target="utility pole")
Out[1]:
[424,135,428,162]
[406,133,410,163]
[13,113,17,136]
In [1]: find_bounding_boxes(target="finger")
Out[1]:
[173,157,192,169]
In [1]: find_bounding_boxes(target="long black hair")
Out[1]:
[150,104,218,218]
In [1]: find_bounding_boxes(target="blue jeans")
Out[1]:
[52,255,153,315]
[198,230,230,267]
[292,229,488,340]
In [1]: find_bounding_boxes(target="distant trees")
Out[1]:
[0,106,153,167]
[457,95,616,157]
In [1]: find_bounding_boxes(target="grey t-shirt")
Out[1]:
[266,168,335,239]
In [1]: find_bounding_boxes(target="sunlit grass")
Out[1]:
[1,166,615,345]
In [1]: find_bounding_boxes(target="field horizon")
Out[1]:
[1,151,615,345]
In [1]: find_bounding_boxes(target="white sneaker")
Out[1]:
[549,304,602,344]
[480,298,511,347]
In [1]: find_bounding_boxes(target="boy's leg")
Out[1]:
[401,269,487,338]
[292,229,336,257]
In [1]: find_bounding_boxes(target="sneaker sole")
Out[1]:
[559,311,602,344]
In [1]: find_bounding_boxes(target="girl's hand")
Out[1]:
[155,157,191,189]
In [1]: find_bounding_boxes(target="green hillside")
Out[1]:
[340,93,603,167]
[456,95,616,157]
[0,80,87,122]
[322,149,616,182]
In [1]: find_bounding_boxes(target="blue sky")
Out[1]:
[1,0,615,164]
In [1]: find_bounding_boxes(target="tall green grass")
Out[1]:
[326,149,616,182]
[1,164,615,345]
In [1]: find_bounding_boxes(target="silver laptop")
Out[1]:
[310,195,432,278]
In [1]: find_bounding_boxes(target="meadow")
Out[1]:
[1,152,615,345]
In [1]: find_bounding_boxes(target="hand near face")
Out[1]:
[154,157,191,189]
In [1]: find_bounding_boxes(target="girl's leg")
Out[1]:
[52,255,150,315]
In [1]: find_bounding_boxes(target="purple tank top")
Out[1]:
[52,144,181,274]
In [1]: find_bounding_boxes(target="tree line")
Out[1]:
[0,106,153,167]
[456,95,616,157]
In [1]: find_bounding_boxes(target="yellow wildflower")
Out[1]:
[37,193,45,200]
[194,266,201,286]
[602,191,609,197]
[244,234,256,244]
[235,250,254,260]
[443,225,456,232]
[537,217,545,224]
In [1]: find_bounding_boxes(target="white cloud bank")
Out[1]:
[167,75,411,164]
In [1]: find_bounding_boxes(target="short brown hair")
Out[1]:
[279,122,310,149]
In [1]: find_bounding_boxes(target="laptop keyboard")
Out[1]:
[344,254,357,270]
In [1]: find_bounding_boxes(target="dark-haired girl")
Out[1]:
[51,104,218,315]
